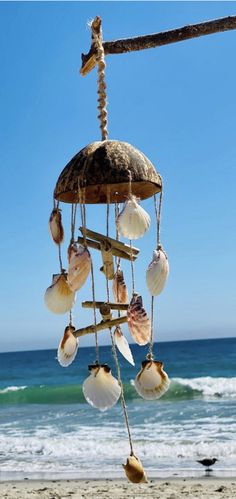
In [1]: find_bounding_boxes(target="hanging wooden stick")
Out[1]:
[81,15,236,76]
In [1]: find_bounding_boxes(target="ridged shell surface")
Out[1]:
[112,269,129,304]
[134,360,170,400]
[127,294,151,345]
[44,273,76,314]
[82,365,121,411]
[57,325,78,367]
[146,247,169,296]
[114,327,134,366]
[123,455,148,484]
[67,243,91,292]
[49,208,64,245]
[116,195,150,240]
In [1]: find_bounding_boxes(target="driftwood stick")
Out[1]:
[79,227,139,256]
[99,303,112,321]
[82,301,129,310]
[77,236,137,261]
[100,241,115,280]
[80,15,236,76]
[73,315,127,338]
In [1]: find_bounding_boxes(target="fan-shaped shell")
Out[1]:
[146,246,169,296]
[134,359,170,400]
[112,269,129,304]
[123,455,148,484]
[44,273,76,314]
[49,208,64,245]
[82,364,121,411]
[67,243,91,292]
[127,294,151,346]
[114,327,134,366]
[116,195,150,240]
[57,325,78,367]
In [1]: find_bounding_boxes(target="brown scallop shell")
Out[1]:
[127,293,151,345]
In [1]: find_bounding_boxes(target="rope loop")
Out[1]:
[91,17,108,141]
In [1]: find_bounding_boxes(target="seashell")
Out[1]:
[134,359,170,400]
[49,208,64,245]
[116,195,150,240]
[123,455,148,483]
[127,293,151,346]
[112,269,129,304]
[146,246,169,296]
[114,326,135,366]
[57,325,78,367]
[67,243,91,292]
[44,273,76,314]
[82,364,121,411]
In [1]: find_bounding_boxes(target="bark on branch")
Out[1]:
[80,15,236,76]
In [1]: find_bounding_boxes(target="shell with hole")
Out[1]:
[146,246,169,296]
[44,273,76,314]
[134,359,170,400]
[114,326,134,366]
[49,208,64,245]
[57,325,78,367]
[127,293,151,346]
[112,269,129,304]
[67,243,91,292]
[82,364,121,411]
[123,455,148,483]
[116,195,150,240]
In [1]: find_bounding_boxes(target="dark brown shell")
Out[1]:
[54,140,162,204]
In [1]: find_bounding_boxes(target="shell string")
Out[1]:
[78,185,100,364]
[115,202,121,317]
[71,203,78,244]
[55,201,63,273]
[129,241,135,296]
[91,19,108,141]
[106,199,134,457]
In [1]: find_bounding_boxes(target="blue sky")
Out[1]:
[0,1,235,352]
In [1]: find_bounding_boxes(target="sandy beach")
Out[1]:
[0,479,236,499]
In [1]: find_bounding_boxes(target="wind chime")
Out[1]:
[45,17,170,483]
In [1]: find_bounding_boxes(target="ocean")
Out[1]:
[0,337,236,480]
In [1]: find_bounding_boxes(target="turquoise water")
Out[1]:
[0,337,236,479]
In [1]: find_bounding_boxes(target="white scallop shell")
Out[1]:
[146,246,169,296]
[44,273,76,314]
[134,360,170,400]
[116,195,150,240]
[49,208,64,245]
[123,455,148,484]
[82,365,121,411]
[67,243,91,292]
[127,294,151,346]
[57,325,78,367]
[112,269,129,304]
[114,327,135,366]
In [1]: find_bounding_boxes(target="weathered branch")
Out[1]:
[77,236,136,261]
[80,15,236,76]
[73,315,127,338]
[79,227,139,256]
[82,301,129,310]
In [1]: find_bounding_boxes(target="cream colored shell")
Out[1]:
[82,365,121,411]
[57,325,78,367]
[134,360,170,400]
[146,246,169,296]
[49,208,64,245]
[116,195,150,240]
[44,273,76,314]
[114,327,134,366]
[123,455,148,483]
[67,243,91,292]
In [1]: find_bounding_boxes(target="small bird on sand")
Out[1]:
[197,458,218,472]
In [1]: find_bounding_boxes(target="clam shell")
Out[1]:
[134,360,170,400]
[127,294,151,346]
[123,455,148,483]
[57,325,78,367]
[114,327,135,366]
[67,243,91,292]
[146,246,169,296]
[116,195,150,240]
[82,364,121,411]
[49,208,64,245]
[112,269,129,304]
[44,273,76,314]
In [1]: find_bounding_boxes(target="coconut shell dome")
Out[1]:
[54,140,162,204]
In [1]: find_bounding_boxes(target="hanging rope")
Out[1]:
[91,17,108,141]
[70,203,78,244]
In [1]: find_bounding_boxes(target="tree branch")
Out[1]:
[80,15,236,76]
